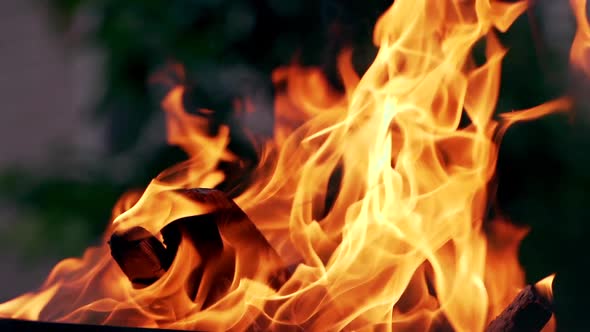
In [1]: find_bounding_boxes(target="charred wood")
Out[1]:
[485,284,553,332]
[109,226,171,287]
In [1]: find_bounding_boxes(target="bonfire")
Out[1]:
[1,0,589,331]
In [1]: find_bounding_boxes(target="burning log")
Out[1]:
[485,278,554,332]
[109,188,289,304]
[109,226,172,287]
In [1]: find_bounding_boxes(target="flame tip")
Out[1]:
[534,274,556,303]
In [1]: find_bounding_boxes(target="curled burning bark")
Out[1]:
[109,188,290,304]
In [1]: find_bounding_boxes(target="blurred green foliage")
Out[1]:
[0,0,588,330]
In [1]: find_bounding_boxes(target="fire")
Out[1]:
[571,0,590,75]
[536,274,557,332]
[535,274,556,303]
[0,0,576,331]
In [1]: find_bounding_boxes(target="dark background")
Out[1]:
[0,0,588,331]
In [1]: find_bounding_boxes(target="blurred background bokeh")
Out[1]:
[0,0,588,330]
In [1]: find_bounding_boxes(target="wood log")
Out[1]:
[109,226,172,288]
[485,284,553,332]
[109,188,289,304]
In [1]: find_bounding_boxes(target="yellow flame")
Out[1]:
[0,0,574,331]
[0,285,58,321]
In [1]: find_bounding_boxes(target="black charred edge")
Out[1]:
[0,319,195,332]
[485,285,553,332]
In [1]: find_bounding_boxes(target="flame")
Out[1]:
[483,218,529,319]
[570,0,590,75]
[535,274,556,303]
[0,0,574,331]
[536,274,556,332]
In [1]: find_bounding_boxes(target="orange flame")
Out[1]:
[571,0,590,75]
[0,0,574,331]
[535,273,556,303]
[536,274,557,332]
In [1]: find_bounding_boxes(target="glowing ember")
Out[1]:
[0,0,578,331]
